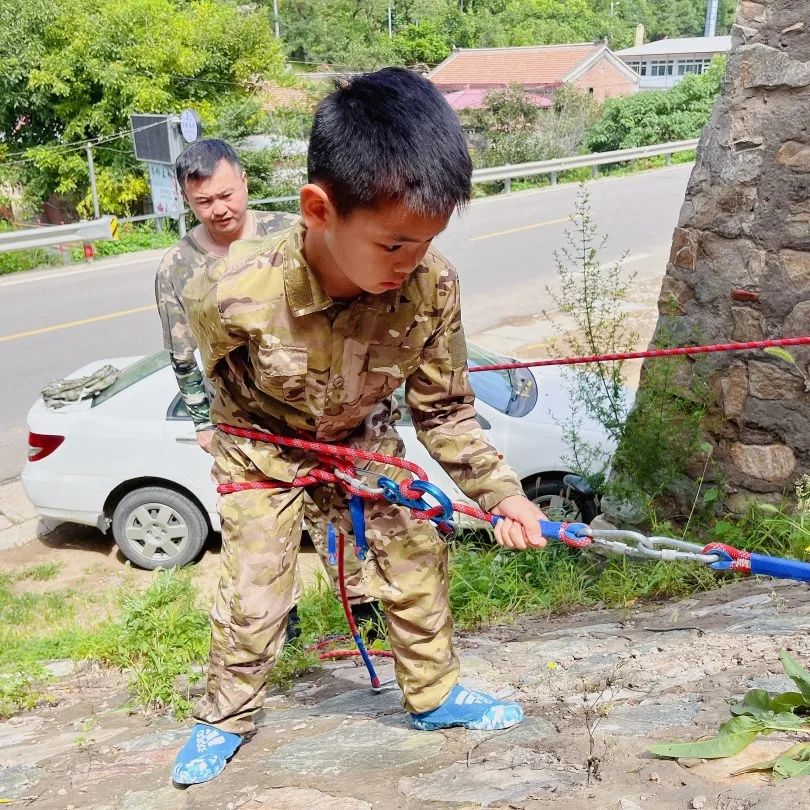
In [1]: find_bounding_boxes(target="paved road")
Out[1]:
[0,164,691,481]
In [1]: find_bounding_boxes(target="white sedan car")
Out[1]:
[22,345,613,569]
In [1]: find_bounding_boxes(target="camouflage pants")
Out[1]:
[195,460,459,734]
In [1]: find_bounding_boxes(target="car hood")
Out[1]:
[522,366,635,439]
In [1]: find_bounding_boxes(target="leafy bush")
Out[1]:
[585,57,725,152]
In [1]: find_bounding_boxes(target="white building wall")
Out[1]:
[621,52,720,91]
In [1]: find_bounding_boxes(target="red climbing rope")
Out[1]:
[701,542,752,574]
[468,336,810,372]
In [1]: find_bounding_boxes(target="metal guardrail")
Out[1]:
[2,141,699,250]
[471,139,699,191]
[0,216,119,253]
[121,141,699,224]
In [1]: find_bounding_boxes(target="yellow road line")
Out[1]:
[470,216,570,241]
[0,304,156,343]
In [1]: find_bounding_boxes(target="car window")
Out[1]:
[168,392,191,421]
[467,344,538,418]
[93,351,171,407]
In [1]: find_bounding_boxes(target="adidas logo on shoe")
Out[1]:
[195,727,226,752]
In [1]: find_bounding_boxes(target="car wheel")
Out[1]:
[111,487,208,570]
[523,478,598,524]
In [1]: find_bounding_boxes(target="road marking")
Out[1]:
[470,216,570,241]
[0,304,155,343]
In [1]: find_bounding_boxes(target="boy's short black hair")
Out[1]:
[308,67,472,218]
[175,139,242,190]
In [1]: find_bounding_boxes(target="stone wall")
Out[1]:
[647,0,810,510]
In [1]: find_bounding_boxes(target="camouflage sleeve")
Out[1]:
[155,252,212,430]
[155,250,199,358]
[169,355,213,431]
[405,276,524,512]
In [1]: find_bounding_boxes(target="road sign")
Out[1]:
[180,110,202,143]
[146,162,184,218]
[110,216,120,240]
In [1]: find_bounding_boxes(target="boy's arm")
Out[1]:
[405,277,524,513]
[154,259,214,433]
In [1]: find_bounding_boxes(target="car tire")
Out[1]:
[523,478,598,525]
[111,486,208,570]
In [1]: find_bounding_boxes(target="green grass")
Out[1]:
[0,221,63,275]
[448,535,718,629]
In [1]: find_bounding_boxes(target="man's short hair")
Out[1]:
[308,68,472,218]
[175,139,243,190]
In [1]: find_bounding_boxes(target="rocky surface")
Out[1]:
[644,0,810,508]
[4,578,810,809]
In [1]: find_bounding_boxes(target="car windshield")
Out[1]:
[93,351,171,407]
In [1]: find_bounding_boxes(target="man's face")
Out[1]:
[183,159,249,242]
[319,200,451,296]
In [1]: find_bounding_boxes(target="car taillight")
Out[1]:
[28,432,64,461]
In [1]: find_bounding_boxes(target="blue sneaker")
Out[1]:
[410,685,524,731]
[172,723,243,785]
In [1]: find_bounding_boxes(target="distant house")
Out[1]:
[615,35,731,91]
[427,43,639,108]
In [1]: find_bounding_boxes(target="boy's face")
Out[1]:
[301,186,451,298]
[182,159,249,243]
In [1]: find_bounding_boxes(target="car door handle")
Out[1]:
[175,437,199,445]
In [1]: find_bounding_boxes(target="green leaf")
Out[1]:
[649,715,763,760]
[760,711,808,732]
[771,744,810,778]
[770,692,808,714]
[781,653,810,702]
[730,689,772,718]
[764,347,796,364]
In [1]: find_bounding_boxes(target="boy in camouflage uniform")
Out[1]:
[155,140,373,632]
[172,69,548,786]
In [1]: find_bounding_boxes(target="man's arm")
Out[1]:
[155,257,214,448]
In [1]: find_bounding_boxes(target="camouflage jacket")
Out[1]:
[154,211,297,430]
[182,220,523,512]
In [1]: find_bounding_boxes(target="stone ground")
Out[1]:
[4,576,810,810]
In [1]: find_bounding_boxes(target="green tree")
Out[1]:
[585,56,725,151]
[1,0,287,217]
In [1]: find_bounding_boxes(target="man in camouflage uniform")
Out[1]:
[154,139,372,629]
[172,70,548,786]
[155,139,296,453]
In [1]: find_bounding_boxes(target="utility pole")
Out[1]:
[704,0,719,37]
[85,142,100,219]
[388,3,392,38]
[272,0,280,38]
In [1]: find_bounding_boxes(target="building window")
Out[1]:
[677,59,704,75]
[627,60,648,76]
[650,60,673,77]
